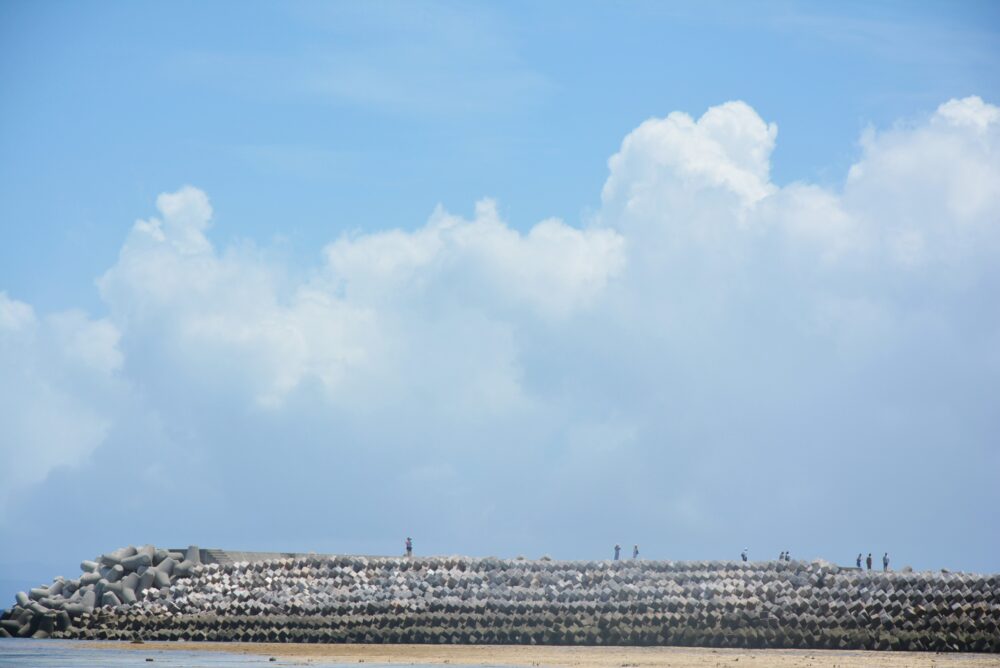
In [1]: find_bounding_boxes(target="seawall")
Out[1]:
[2,545,998,653]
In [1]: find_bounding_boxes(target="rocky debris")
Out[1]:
[2,548,998,652]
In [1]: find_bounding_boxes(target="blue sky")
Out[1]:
[1,1,999,603]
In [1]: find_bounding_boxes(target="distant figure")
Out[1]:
[785,551,791,562]
[632,545,639,559]
[614,544,621,561]
[741,548,748,562]
[866,553,873,570]
[779,551,785,561]
[883,552,889,572]
[856,553,862,568]
[405,537,412,558]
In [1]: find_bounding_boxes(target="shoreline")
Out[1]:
[83,641,1000,667]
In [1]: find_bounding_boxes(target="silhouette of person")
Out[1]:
[741,548,748,562]
[405,537,412,558]
[856,553,862,568]
[632,545,639,559]
[883,552,889,572]
[614,544,621,561]
[866,553,873,570]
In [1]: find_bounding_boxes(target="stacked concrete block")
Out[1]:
[2,549,997,652]
[0,544,196,640]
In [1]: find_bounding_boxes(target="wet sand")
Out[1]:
[92,642,1000,667]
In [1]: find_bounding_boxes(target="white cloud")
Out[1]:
[132,185,214,255]
[1,95,998,554]
[752,183,864,265]
[600,95,1000,273]
[936,95,1000,131]
[325,198,625,318]
[842,96,1000,270]
[0,293,34,332]
[0,293,122,510]
[100,188,381,409]
[98,185,624,414]
[601,101,777,242]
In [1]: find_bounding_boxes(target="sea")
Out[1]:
[0,638,381,667]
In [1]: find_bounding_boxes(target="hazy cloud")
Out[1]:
[0,293,122,510]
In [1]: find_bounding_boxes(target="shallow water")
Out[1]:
[0,638,365,667]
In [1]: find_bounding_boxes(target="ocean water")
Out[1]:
[0,638,371,667]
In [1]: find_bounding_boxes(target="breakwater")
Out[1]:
[2,545,998,653]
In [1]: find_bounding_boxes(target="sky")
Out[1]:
[1,1,999,604]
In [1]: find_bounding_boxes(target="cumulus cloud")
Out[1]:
[0,293,122,510]
[325,198,625,318]
[597,95,999,346]
[601,101,777,250]
[1,97,998,572]
[843,96,1000,269]
[98,184,624,413]
[601,96,1000,269]
[100,192,380,409]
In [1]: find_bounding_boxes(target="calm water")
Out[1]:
[0,638,397,667]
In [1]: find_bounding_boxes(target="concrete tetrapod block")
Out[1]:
[100,591,122,608]
[185,546,201,565]
[100,546,137,567]
[28,587,49,601]
[0,620,21,634]
[15,617,35,638]
[157,557,177,577]
[36,614,56,634]
[153,569,171,589]
[138,569,156,593]
[121,572,139,593]
[120,553,152,572]
[80,572,102,587]
[173,560,195,578]
[63,602,87,618]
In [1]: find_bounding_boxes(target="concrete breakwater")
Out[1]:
[2,546,998,653]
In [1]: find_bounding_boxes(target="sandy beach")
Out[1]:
[92,642,1000,667]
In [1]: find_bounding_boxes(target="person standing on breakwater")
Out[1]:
[405,537,412,557]
[614,544,621,560]
[857,553,862,568]
[785,551,791,562]
[741,548,748,562]
[866,553,873,570]
[883,552,890,571]
[778,551,784,561]
[632,544,639,559]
